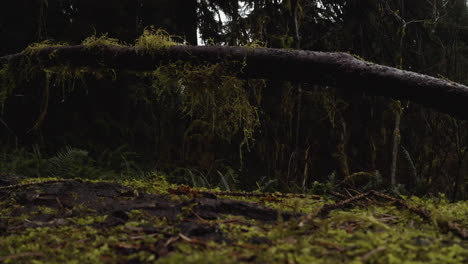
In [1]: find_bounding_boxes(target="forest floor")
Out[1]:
[0,175,467,264]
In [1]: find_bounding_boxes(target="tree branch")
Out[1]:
[1,44,468,119]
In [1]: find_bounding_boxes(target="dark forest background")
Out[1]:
[1,0,468,200]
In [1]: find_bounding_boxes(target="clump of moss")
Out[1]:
[135,28,179,54]
[82,33,123,47]
[21,40,67,56]
[120,172,174,195]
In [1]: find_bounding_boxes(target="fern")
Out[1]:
[255,176,278,192]
[47,146,95,178]
[185,169,210,188]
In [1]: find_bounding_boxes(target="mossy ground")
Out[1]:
[0,176,467,264]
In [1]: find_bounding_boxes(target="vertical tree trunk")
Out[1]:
[390,101,401,187]
[452,119,467,200]
[290,0,305,185]
[334,115,350,180]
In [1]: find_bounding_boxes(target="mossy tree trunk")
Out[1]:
[3,44,468,121]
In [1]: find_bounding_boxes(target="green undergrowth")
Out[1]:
[0,146,145,181]
[0,146,243,191]
[0,175,467,263]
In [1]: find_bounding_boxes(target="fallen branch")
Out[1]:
[168,185,321,200]
[2,44,468,119]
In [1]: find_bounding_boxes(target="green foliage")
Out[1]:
[0,147,49,178]
[46,146,97,178]
[0,146,119,180]
[310,171,338,195]
[161,164,241,191]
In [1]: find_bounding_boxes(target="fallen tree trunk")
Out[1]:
[1,44,468,119]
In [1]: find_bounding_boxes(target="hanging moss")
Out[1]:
[150,61,263,155]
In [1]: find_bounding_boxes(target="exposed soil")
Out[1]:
[0,177,300,233]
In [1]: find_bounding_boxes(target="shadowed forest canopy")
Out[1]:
[2,0,468,201]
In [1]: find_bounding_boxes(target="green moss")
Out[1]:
[135,28,180,54]
[151,62,262,156]
[18,177,62,185]
[0,226,122,264]
[1,181,467,263]
[81,34,124,47]
[21,40,67,56]
[36,206,59,216]
[120,172,174,195]
[68,215,107,225]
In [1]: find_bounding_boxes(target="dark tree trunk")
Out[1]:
[2,44,468,120]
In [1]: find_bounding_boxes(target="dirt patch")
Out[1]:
[0,178,300,235]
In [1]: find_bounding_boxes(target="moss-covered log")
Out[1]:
[2,44,468,120]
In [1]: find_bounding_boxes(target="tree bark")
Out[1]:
[390,102,401,187]
[2,44,468,120]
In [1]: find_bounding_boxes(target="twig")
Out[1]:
[130,233,160,240]
[447,222,468,239]
[178,233,212,248]
[318,191,371,217]
[329,191,347,199]
[361,246,386,262]
[190,210,211,224]
[164,236,180,247]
